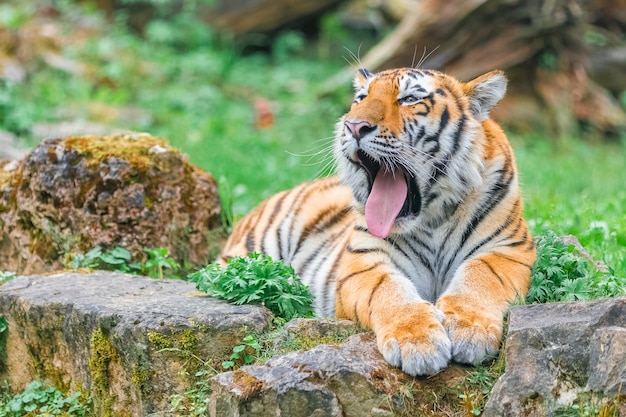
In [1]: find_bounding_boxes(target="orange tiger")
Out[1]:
[220,67,536,376]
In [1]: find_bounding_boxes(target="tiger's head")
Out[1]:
[334,67,508,238]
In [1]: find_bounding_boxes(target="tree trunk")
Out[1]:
[323,0,626,137]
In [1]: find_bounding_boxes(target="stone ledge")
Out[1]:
[0,271,272,416]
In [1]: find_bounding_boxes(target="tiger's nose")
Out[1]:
[345,120,375,141]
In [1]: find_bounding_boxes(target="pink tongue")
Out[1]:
[365,169,408,238]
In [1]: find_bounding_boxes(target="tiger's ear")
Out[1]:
[462,70,507,121]
[354,68,373,90]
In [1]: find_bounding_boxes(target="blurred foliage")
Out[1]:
[0,0,623,281]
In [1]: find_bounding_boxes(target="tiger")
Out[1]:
[219,67,536,376]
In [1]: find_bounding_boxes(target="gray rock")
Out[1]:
[0,271,272,416]
[0,133,222,274]
[210,333,407,417]
[586,326,626,396]
[209,332,471,417]
[282,317,361,339]
[483,297,626,417]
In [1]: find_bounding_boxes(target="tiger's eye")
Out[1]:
[399,95,420,105]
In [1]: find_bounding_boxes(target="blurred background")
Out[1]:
[0,0,624,273]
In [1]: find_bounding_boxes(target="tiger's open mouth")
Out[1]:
[356,149,421,221]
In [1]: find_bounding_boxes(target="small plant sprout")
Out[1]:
[69,246,181,279]
[221,334,263,370]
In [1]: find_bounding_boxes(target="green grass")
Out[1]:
[513,136,626,278]
[0,380,91,417]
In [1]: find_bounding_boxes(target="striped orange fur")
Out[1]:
[220,67,536,376]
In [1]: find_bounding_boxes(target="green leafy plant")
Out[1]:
[70,246,130,271]
[0,380,90,417]
[167,362,217,416]
[526,231,625,303]
[0,316,7,334]
[221,334,263,370]
[189,253,314,320]
[0,271,16,285]
[70,246,181,279]
[136,248,181,279]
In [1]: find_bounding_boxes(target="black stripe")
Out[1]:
[428,114,465,188]
[298,220,352,279]
[478,259,506,288]
[492,252,533,269]
[336,261,384,291]
[346,246,382,254]
[295,205,351,255]
[460,167,514,249]
[245,230,256,252]
[243,200,270,252]
[402,237,436,275]
[320,240,347,312]
[380,239,420,279]
[440,165,514,276]
[270,193,288,257]
[464,200,520,260]
[286,179,338,253]
[358,68,372,78]
[367,274,388,323]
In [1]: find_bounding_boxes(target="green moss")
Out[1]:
[131,364,151,387]
[147,328,200,357]
[89,327,117,417]
[62,133,180,174]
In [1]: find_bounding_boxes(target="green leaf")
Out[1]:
[232,345,246,354]
[109,247,132,260]
[189,253,314,320]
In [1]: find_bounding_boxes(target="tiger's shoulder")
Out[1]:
[219,176,355,264]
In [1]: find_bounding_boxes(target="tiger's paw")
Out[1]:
[374,303,451,376]
[436,297,502,365]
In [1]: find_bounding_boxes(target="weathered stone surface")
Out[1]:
[211,333,403,417]
[210,332,470,417]
[586,326,626,396]
[483,297,626,417]
[0,133,222,274]
[282,317,361,340]
[0,271,272,416]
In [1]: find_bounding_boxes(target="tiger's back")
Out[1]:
[220,177,354,316]
[220,67,535,376]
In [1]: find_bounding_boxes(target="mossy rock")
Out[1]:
[0,133,223,274]
[0,271,272,416]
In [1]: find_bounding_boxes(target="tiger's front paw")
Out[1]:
[436,297,502,365]
[375,303,451,376]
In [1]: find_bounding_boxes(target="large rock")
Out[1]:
[483,297,626,416]
[210,332,470,417]
[0,133,222,274]
[0,271,272,416]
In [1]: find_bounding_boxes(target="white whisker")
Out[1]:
[416,46,440,69]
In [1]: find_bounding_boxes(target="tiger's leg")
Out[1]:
[336,254,451,376]
[435,249,534,364]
